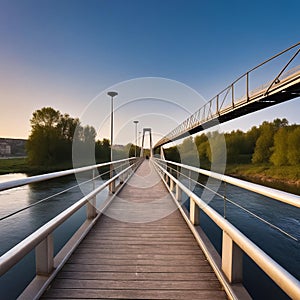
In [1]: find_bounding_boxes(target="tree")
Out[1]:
[27,107,97,166]
[58,114,80,141]
[287,127,300,165]
[206,131,226,172]
[252,122,275,164]
[30,107,61,128]
[225,130,247,163]
[95,139,111,162]
[245,126,260,155]
[270,127,289,166]
[273,118,288,129]
[27,107,62,165]
[164,146,180,162]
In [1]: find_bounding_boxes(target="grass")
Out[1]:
[226,163,300,195]
[226,163,300,181]
[0,157,73,175]
[0,157,29,175]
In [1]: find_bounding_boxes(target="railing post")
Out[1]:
[222,231,243,283]
[36,234,54,276]
[189,196,200,225]
[166,167,170,185]
[87,170,96,219]
[109,164,115,194]
[120,163,124,184]
[246,72,249,102]
[231,84,235,107]
[170,178,175,192]
[176,184,182,202]
[86,197,97,219]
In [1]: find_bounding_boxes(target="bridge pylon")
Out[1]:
[140,128,153,158]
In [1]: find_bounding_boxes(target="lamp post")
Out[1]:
[133,120,139,157]
[107,91,118,193]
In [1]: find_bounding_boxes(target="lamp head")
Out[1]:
[107,91,118,98]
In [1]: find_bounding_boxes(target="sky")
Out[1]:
[0,0,299,147]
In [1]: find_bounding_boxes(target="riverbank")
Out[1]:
[226,163,300,195]
[0,157,73,175]
[1,158,299,195]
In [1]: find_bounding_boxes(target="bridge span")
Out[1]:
[42,160,228,300]
[0,157,299,299]
[155,42,300,148]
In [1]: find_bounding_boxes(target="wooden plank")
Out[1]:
[67,258,209,266]
[42,289,226,299]
[62,264,214,273]
[76,244,201,251]
[50,278,222,290]
[42,161,227,300]
[69,253,205,260]
[76,244,199,255]
[56,271,217,281]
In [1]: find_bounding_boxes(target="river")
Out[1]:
[0,173,299,299]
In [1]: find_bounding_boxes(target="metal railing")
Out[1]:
[155,42,300,148]
[152,158,300,300]
[0,157,141,299]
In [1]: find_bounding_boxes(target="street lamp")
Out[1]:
[107,91,118,162]
[133,120,139,157]
[107,91,118,193]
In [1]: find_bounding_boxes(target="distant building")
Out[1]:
[0,138,27,157]
[0,142,11,156]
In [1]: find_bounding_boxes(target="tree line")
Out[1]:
[164,118,300,168]
[27,107,111,166]
[26,107,142,167]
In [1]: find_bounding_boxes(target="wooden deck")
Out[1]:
[42,160,227,299]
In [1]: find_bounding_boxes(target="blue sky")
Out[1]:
[0,0,299,145]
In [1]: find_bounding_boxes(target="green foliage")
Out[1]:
[252,121,275,163]
[95,139,111,163]
[225,130,250,163]
[287,127,300,165]
[177,137,200,167]
[270,127,288,166]
[163,118,299,171]
[27,107,97,166]
[164,146,180,162]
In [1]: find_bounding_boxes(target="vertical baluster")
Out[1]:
[87,169,96,219]
[231,84,235,107]
[222,231,243,283]
[246,72,249,102]
[190,196,200,225]
[36,234,54,276]
[176,184,182,202]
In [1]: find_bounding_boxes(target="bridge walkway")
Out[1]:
[42,160,227,299]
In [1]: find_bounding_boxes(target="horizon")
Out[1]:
[1,1,299,145]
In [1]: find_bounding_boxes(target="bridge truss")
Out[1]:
[155,42,300,148]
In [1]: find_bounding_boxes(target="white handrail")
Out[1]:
[0,158,135,192]
[0,160,137,276]
[153,159,300,300]
[156,158,300,208]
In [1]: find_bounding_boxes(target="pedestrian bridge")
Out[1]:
[1,43,300,299]
[0,157,299,299]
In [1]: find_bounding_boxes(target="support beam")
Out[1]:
[176,184,182,201]
[190,197,200,225]
[222,230,243,283]
[140,128,153,157]
[36,234,54,276]
[86,197,96,219]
